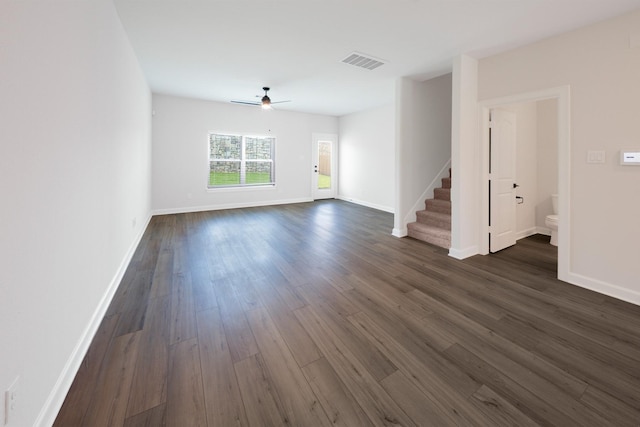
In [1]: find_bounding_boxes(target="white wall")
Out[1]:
[477,9,640,302]
[0,1,152,426]
[451,56,480,258]
[338,104,395,212]
[394,74,452,236]
[152,94,338,213]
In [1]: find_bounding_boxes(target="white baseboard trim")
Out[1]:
[392,227,407,237]
[448,245,478,260]
[152,197,314,216]
[336,196,394,214]
[566,272,640,307]
[516,227,538,241]
[35,213,153,427]
[536,226,551,236]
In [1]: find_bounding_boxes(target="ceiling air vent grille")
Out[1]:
[341,52,386,70]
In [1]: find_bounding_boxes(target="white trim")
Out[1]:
[311,133,338,200]
[449,245,478,260]
[567,272,640,306]
[206,184,278,193]
[392,227,408,238]
[35,213,153,427]
[515,227,538,241]
[478,86,570,284]
[536,226,551,236]
[152,197,314,216]
[403,159,451,226]
[337,195,394,214]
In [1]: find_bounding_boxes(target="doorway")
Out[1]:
[312,133,338,200]
[479,86,570,282]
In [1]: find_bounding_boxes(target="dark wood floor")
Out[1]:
[54,200,640,426]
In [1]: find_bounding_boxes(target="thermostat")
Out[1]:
[620,150,640,165]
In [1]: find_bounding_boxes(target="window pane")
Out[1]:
[246,137,274,160]
[210,134,241,159]
[209,161,240,186]
[246,161,272,184]
[318,140,331,189]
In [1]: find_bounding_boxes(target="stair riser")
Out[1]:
[416,212,451,230]
[407,228,451,249]
[441,177,451,189]
[434,188,450,201]
[425,200,451,215]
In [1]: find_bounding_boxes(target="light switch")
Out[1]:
[587,150,605,164]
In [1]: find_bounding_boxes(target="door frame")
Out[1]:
[479,86,570,282]
[311,133,338,200]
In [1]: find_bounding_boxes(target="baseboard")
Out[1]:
[536,226,551,236]
[392,227,407,238]
[515,227,538,240]
[152,197,314,216]
[448,245,478,260]
[35,213,153,427]
[566,272,640,307]
[336,196,394,214]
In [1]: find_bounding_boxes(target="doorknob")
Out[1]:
[513,183,520,188]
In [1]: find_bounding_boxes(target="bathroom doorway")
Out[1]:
[479,86,570,282]
[489,100,558,252]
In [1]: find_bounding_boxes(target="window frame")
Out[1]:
[207,132,276,189]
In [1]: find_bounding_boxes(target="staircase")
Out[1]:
[407,170,451,249]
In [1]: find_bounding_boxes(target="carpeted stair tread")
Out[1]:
[407,222,451,248]
[441,177,451,189]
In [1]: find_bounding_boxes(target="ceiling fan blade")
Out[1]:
[271,100,291,104]
[230,100,261,105]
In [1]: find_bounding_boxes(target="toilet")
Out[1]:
[545,194,559,246]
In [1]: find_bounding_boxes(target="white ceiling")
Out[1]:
[114,0,640,116]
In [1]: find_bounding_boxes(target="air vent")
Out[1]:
[341,52,386,70]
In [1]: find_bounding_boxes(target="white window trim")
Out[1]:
[208,133,276,189]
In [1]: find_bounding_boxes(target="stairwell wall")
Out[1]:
[393,74,452,236]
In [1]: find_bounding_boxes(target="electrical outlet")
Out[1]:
[4,377,19,426]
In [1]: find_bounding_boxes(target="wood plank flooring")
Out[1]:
[54,200,640,426]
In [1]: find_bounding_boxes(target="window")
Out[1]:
[208,133,275,188]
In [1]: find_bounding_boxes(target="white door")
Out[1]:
[312,133,337,200]
[489,109,517,252]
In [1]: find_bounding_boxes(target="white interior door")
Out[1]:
[489,109,517,252]
[312,133,337,200]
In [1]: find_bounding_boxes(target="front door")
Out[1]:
[312,133,337,200]
[489,109,517,252]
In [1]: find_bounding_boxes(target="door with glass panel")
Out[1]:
[312,133,337,200]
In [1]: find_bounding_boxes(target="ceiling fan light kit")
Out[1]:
[261,87,271,109]
[230,86,290,109]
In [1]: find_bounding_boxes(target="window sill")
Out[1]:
[206,184,277,193]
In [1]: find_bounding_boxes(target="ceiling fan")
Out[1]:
[231,87,291,109]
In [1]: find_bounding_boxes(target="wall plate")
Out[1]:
[620,150,640,165]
